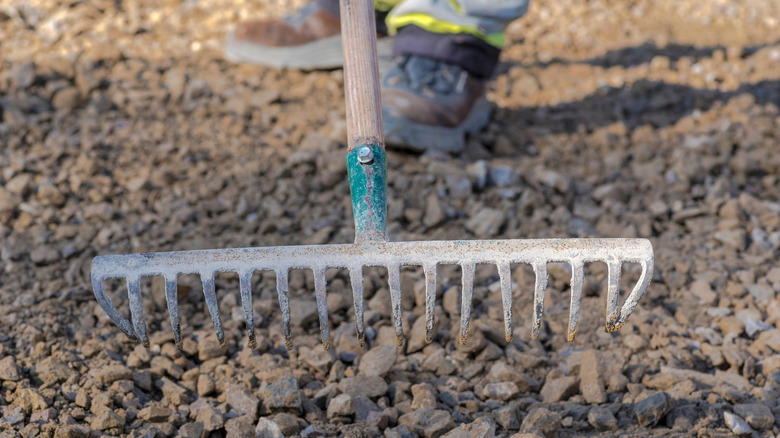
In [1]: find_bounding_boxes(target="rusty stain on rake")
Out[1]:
[89,0,655,352]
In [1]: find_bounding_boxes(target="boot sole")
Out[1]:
[383,98,492,154]
[225,31,393,72]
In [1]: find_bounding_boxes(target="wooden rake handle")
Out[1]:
[339,0,384,151]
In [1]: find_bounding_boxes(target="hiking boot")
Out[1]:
[225,3,391,70]
[382,54,491,153]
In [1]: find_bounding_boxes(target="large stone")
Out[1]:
[635,391,672,427]
[358,345,397,377]
[262,376,301,413]
[339,375,388,398]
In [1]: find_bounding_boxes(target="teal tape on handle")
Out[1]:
[347,145,388,243]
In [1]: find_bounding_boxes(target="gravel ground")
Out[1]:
[1,0,780,437]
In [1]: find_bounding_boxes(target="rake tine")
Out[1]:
[531,262,548,340]
[349,266,366,347]
[568,261,585,342]
[605,260,621,332]
[497,261,513,343]
[92,275,137,342]
[200,271,225,349]
[607,259,653,332]
[275,269,293,350]
[423,263,437,344]
[126,276,150,348]
[387,265,404,346]
[459,262,475,345]
[239,270,256,349]
[314,267,330,350]
[163,274,182,348]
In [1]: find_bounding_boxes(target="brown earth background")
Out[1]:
[1,0,780,437]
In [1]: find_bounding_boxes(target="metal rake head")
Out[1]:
[91,238,653,350]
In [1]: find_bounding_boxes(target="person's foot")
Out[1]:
[225,3,343,69]
[382,54,492,153]
[225,3,391,70]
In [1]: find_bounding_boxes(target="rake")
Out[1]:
[91,0,654,351]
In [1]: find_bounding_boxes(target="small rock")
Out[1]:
[197,374,215,396]
[225,416,255,438]
[327,394,354,418]
[227,383,261,418]
[158,377,194,405]
[733,403,773,430]
[493,404,519,430]
[359,345,397,377]
[197,403,224,431]
[724,411,753,436]
[352,395,379,420]
[290,299,319,327]
[385,424,417,438]
[480,382,520,401]
[30,407,58,423]
[14,388,50,413]
[588,407,617,431]
[301,424,327,437]
[198,336,224,361]
[635,391,672,427]
[97,364,133,384]
[411,383,437,410]
[690,280,718,305]
[0,356,22,381]
[339,375,388,398]
[54,425,90,438]
[273,413,301,435]
[466,208,506,237]
[262,376,300,413]
[255,417,284,438]
[423,193,447,228]
[424,410,457,438]
[178,422,205,438]
[540,376,579,403]
[521,407,561,437]
[442,417,496,438]
[92,409,125,431]
[714,230,745,250]
[579,349,606,404]
[138,404,171,423]
[301,347,334,374]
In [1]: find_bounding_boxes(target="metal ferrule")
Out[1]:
[347,144,388,243]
